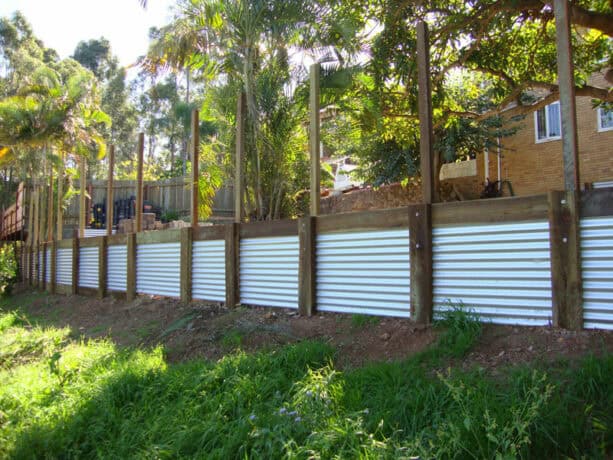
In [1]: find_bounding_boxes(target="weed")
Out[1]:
[434,300,482,358]
[221,329,243,348]
[351,313,381,329]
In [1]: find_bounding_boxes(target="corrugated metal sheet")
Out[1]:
[136,242,180,297]
[84,229,115,237]
[433,221,552,325]
[79,247,99,289]
[45,249,51,283]
[240,235,299,309]
[593,180,613,189]
[107,245,127,292]
[581,216,613,330]
[317,229,411,317]
[56,248,72,285]
[192,240,226,302]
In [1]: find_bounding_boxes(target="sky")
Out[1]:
[0,0,176,67]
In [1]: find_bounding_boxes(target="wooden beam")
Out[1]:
[135,133,145,233]
[50,240,56,294]
[416,21,436,204]
[191,109,200,229]
[126,232,136,301]
[180,227,193,302]
[554,0,580,192]
[235,93,245,223]
[225,223,239,307]
[298,216,316,316]
[71,237,78,295]
[27,183,34,245]
[409,204,433,324]
[57,153,64,240]
[79,157,86,239]
[47,168,54,242]
[98,236,107,299]
[106,145,115,236]
[309,63,321,216]
[548,190,583,330]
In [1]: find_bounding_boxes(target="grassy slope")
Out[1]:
[0,304,612,459]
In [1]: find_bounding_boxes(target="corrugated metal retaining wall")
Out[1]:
[433,221,553,325]
[78,247,99,289]
[192,240,226,302]
[581,216,613,330]
[240,236,299,309]
[136,243,180,297]
[56,248,72,285]
[316,229,411,317]
[107,245,127,292]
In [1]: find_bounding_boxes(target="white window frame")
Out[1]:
[534,101,562,143]
[597,106,613,132]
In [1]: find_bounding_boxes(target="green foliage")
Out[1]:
[0,308,612,458]
[351,313,380,329]
[435,301,483,358]
[0,245,18,296]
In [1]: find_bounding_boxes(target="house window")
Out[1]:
[534,102,561,142]
[598,107,613,132]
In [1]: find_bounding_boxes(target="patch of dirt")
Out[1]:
[11,287,613,369]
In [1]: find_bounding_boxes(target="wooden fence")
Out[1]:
[18,188,613,330]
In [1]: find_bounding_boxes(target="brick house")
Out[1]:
[442,71,613,199]
[481,71,613,196]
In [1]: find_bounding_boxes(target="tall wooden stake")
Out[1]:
[554,0,580,192]
[417,21,436,204]
[27,181,34,245]
[136,133,144,233]
[47,167,54,242]
[235,93,245,223]
[79,157,86,238]
[191,109,200,229]
[309,63,321,216]
[106,145,115,236]
[57,153,64,240]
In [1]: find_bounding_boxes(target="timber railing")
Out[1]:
[18,188,613,331]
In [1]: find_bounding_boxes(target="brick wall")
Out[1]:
[496,72,613,196]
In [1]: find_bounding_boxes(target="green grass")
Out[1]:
[0,306,611,459]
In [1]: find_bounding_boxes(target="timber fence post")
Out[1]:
[298,216,316,317]
[71,237,78,295]
[99,236,107,299]
[180,227,193,303]
[126,233,136,301]
[409,204,433,324]
[548,190,583,330]
[225,223,239,307]
[50,240,56,295]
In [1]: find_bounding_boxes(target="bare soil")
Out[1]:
[12,287,613,369]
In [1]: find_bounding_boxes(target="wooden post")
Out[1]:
[191,109,200,229]
[57,153,64,240]
[126,232,137,301]
[98,236,107,299]
[225,223,239,307]
[135,133,145,233]
[79,157,86,238]
[106,145,115,236]
[417,21,436,204]
[309,63,321,216]
[50,240,56,294]
[27,182,34,245]
[34,185,41,245]
[554,0,580,192]
[548,191,583,329]
[180,227,193,302]
[47,167,54,242]
[235,93,245,223]
[298,216,316,316]
[409,204,433,324]
[71,237,78,295]
[42,242,47,290]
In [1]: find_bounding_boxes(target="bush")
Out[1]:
[0,244,18,296]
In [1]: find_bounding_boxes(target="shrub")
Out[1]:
[0,244,18,296]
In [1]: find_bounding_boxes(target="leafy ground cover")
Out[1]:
[0,292,612,458]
